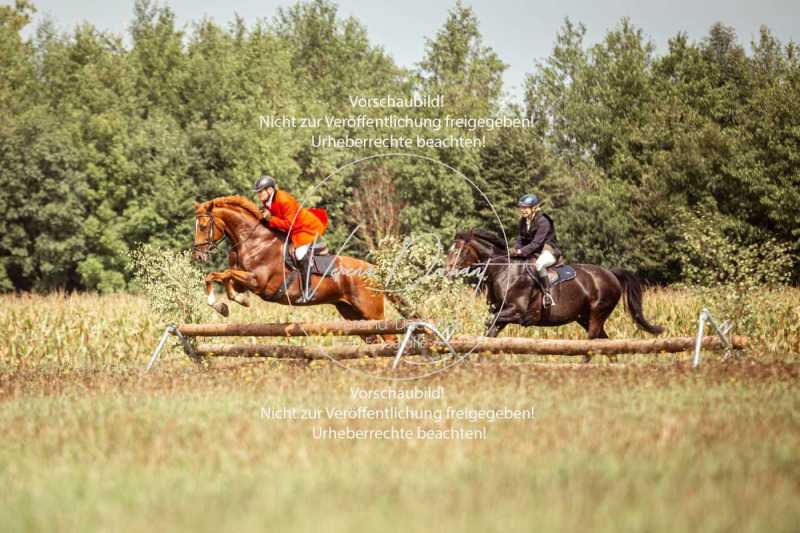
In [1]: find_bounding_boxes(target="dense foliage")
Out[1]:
[1,0,797,291]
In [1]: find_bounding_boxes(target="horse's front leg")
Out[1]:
[484,306,519,337]
[484,320,507,338]
[223,269,258,307]
[204,272,230,317]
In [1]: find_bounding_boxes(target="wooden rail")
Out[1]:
[192,335,749,360]
[178,319,416,338]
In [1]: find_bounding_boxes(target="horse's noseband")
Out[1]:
[193,213,227,253]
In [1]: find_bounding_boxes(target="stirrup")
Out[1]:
[295,284,311,303]
[543,291,555,307]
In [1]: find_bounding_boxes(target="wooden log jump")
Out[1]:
[192,334,749,360]
[146,318,749,372]
[178,319,416,338]
[446,335,749,356]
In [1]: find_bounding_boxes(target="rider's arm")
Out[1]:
[267,192,299,232]
[267,213,292,232]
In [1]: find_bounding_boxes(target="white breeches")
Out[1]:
[296,244,310,260]
[535,249,556,276]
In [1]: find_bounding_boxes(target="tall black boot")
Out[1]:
[538,270,554,307]
[295,253,312,304]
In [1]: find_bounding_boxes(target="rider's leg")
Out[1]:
[535,248,557,307]
[295,244,311,303]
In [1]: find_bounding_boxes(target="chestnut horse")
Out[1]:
[447,229,663,361]
[192,196,385,324]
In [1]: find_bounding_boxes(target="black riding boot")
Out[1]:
[538,271,555,307]
[295,253,312,304]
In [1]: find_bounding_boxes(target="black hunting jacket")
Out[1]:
[514,212,561,258]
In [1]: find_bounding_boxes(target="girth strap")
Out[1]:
[263,271,298,302]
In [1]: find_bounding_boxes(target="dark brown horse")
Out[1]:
[447,229,663,359]
[192,196,386,325]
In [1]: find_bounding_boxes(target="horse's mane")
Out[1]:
[198,195,290,239]
[205,195,263,220]
[455,228,508,251]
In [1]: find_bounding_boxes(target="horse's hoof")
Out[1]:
[213,302,229,317]
[234,294,250,307]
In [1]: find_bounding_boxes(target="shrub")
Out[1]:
[368,234,490,334]
[128,244,212,324]
[680,211,795,338]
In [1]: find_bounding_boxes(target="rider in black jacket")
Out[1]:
[511,194,561,307]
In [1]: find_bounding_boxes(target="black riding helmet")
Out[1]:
[253,175,277,193]
[518,193,540,208]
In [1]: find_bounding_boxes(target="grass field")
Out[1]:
[1,289,798,532]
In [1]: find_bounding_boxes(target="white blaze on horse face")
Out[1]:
[448,243,464,271]
[196,217,210,245]
[455,244,465,266]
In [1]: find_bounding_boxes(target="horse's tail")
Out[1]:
[610,268,664,335]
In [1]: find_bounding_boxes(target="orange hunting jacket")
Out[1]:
[262,190,328,247]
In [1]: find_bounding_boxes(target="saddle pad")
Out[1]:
[310,254,338,276]
[525,263,576,287]
[283,242,337,275]
[548,265,576,286]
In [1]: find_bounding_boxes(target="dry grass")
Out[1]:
[0,289,798,532]
[1,287,797,370]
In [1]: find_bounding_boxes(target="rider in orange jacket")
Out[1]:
[253,175,329,303]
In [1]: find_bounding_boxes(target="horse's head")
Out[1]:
[446,229,508,276]
[445,231,480,276]
[191,196,273,262]
[192,201,226,263]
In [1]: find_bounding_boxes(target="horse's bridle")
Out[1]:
[449,239,479,270]
[193,213,228,254]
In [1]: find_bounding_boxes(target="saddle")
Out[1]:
[523,256,576,288]
[284,242,338,276]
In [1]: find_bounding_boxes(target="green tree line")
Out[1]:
[1,0,797,291]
